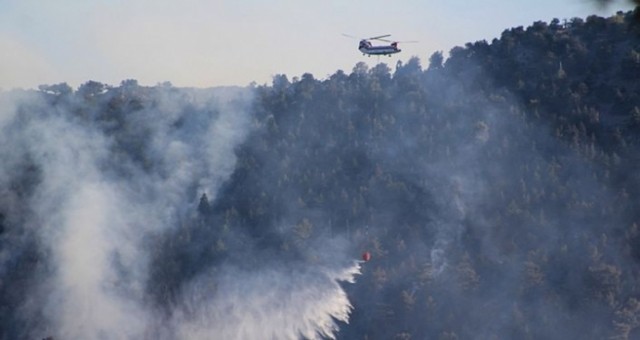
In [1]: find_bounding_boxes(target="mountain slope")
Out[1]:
[0,8,639,340]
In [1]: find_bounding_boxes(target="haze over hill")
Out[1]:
[1,8,640,340]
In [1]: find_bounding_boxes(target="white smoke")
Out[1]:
[50,182,148,339]
[0,87,361,339]
[11,97,150,339]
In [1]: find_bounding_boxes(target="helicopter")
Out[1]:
[342,34,417,57]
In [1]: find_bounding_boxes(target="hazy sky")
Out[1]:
[0,0,634,89]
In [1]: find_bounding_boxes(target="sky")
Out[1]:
[0,0,635,90]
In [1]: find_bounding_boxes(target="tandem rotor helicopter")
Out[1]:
[342,34,417,57]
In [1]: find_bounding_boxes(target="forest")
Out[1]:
[1,8,640,340]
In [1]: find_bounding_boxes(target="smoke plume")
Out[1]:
[0,85,360,339]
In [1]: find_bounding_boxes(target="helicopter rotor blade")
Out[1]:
[342,33,416,44]
[368,34,392,41]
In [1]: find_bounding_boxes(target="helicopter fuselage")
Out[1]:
[358,40,401,56]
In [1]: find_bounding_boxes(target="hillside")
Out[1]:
[1,8,640,340]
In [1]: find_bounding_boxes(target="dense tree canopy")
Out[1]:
[1,8,640,340]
